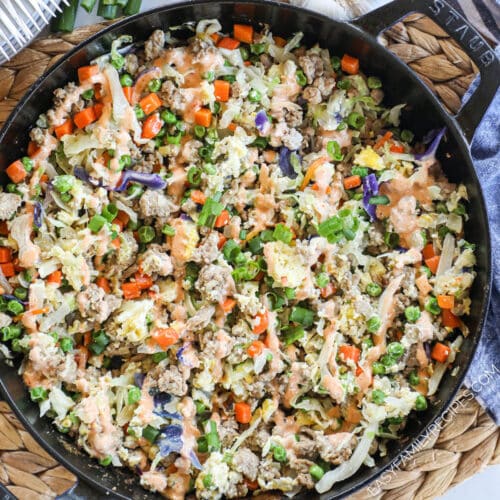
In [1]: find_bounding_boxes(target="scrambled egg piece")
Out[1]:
[353,146,385,171]
[264,241,308,289]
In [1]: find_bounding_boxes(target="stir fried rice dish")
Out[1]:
[0,19,476,499]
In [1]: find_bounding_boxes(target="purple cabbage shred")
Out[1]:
[255,110,269,133]
[134,373,145,388]
[113,170,167,192]
[153,392,181,420]
[157,424,183,457]
[414,127,446,164]
[33,202,43,228]
[362,173,379,221]
[278,147,299,178]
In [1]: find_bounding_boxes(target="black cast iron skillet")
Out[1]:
[0,1,498,499]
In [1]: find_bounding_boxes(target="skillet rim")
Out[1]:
[0,1,492,498]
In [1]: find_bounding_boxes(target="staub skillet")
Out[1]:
[0,0,498,498]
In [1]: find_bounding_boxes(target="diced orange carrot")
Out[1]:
[374,131,393,150]
[390,143,405,153]
[227,122,237,132]
[210,33,221,44]
[77,65,99,84]
[93,103,104,119]
[425,255,440,274]
[245,479,259,491]
[29,307,49,316]
[141,113,163,139]
[6,160,27,184]
[116,210,130,226]
[341,54,359,74]
[73,107,97,129]
[234,402,252,424]
[343,175,362,190]
[47,270,62,286]
[54,119,74,139]
[221,297,237,313]
[247,340,264,358]
[252,310,269,335]
[422,243,436,260]
[0,222,8,236]
[233,24,253,44]
[214,79,231,102]
[140,93,162,115]
[83,331,91,347]
[217,37,240,50]
[431,342,451,363]
[40,174,49,183]
[0,262,15,277]
[273,36,287,47]
[152,327,179,350]
[190,190,207,205]
[217,233,227,250]
[214,210,230,228]
[121,282,142,300]
[437,295,454,309]
[442,309,461,329]
[134,272,153,290]
[300,156,329,190]
[194,108,212,127]
[111,237,121,249]
[122,86,133,104]
[96,277,111,293]
[12,257,23,273]
[94,83,103,100]
[27,141,40,157]
[339,345,361,364]
[0,247,11,264]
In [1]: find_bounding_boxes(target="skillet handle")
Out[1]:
[353,0,500,144]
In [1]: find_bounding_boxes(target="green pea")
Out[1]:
[272,444,287,462]
[127,386,142,405]
[387,342,404,358]
[372,389,386,405]
[366,316,381,333]
[425,297,441,315]
[148,79,161,92]
[138,225,155,243]
[309,464,325,481]
[366,283,382,297]
[405,306,421,323]
[99,455,112,466]
[415,395,428,411]
[120,73,134,87]
[409,370,420,386]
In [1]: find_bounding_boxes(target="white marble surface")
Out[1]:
[71,2,499,499]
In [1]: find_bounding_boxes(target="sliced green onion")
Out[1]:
[400,129,414,143]
[14,287,28,300]
[102,203,118,223]
[127,386,142,405]
[315,273,329,288]
[187,167,202,186]
[161,110,177,124]
[82,89,94,100]
[336,79,351,90]
[283,326,305,345]
[368,195,390,205]
[273,223,293,244]
[296,70,307,86]
[197,197,224,227]
[89,215,107,233]
[59,337,73,353]
[351,166,369,177]
[289,306,314,328]
[142,425,160,443]
[331,56,341,71]
[7,300,24,315]
[346,112,365,130]
[138,225,155,243]
[250,43,266,55]
[29,387,48,402]
[326,140,344,161]
[367,76,382,89]
[162,224,175,236]
[194,125,206,138]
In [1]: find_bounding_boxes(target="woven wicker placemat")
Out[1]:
[0,14,498,500]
